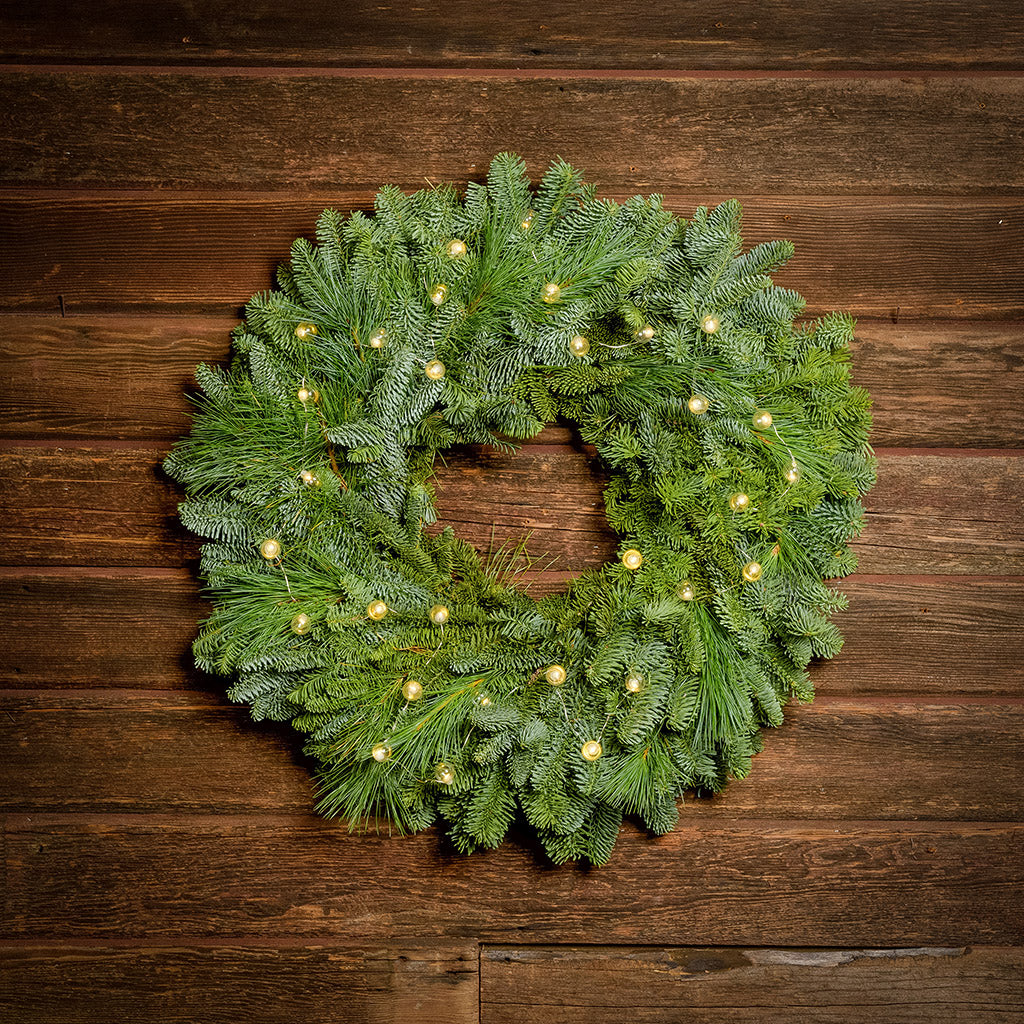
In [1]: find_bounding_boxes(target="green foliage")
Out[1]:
[165,153,875,865]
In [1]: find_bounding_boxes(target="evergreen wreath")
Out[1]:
[165,153,875,865]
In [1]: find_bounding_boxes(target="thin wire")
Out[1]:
[277,559,294,598]
[773,423,798,498]
[556,688,573,729]
[599,701,617,741]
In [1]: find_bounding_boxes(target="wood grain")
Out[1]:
[0,316,230,439]
[4,816,1021,945]
[2,0,1023,69]
[0,692,313,814]
[0,570,212,689]
[0,0,1019,1018]
[857,453,1024,574]
[0,943,478,1024]
[2,74,1022,193]
[818,578,1024,697]
[4,572,1021,696]
[3,316,1023,446]
[1,446,1021,573]
[854,322,1024,447]
[2,192,1021,319]
[0,446,188,568]
[480,944,1024,1024]
[1,693,1021,819]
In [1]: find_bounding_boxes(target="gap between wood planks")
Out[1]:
[3,188,1024,202]
[6,811,1018,828]
[2,689,1022,706]
[3,64,1024,79]
[2,439,1023,454]
[0,567,1020,581]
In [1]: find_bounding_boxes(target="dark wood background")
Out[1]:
[2,3,1023,1020]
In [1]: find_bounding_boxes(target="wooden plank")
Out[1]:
[427,448,1024,577]
[2,193,1022,319]
[701,701,1024,821]
[1,74,1022,194]
[853,321,1024,447]
[3,572,1022,696]
[2,1,1023,69]
[0,569,211,689]
[0,943,478,1024]
[0,316,230,439]
[4,817,1022,944]
[859,453,1024,574]
[819,577,1024,697]
[479,944,1024,1024]
[3,316,1022,447]
[0,446,188,568]
[0,446,1021,574]
[0,692,312,814]
[1,693,1021,819]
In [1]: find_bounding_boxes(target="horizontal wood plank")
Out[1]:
[0,570,211,689]
[2,74,1022,193]
[815,577,1024,696]
[0,446,188,567]
[1,445,1020,574]
[0,692,312,814]
[3,572,1021,696]
[2,1,1023,69]
[852,321,1024,446]
[0,943,478,1024]
[2,193,1021,319]
[434,449,1024,576]
[3,316,1022,447]
[480,944,1024,1023]
[4,816,1021,945]
[1,694,1021,819]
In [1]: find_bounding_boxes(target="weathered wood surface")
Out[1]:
[2,75,1022,194]
[1,6,1022,1020]
[1,445,1021,573]
[0,569,212,689]
[4,572,1021,696]
[3,0,1023,69]
[3,316,1023,447]
[854,321,1024,446]
[4,816,1021,945]
[1,693,1021,819]
[0,943,479,1024]
[4,194,1020,318]
[479,945,1024,1023]
[3,942,1020,1024]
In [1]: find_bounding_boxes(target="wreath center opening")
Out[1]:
[429,423,617,594]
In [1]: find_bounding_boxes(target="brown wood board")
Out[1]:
[3,194,1018,318]
[0,445,1021,574]
[3,572,1021,696]
[0,192,1019,317]
[1,693,1021,819]
[0,0,1020,1019]
[2,316,1022,447]
[479,944,1024,1023]
[2,1,1023,69]
[4,816,1022,945]
[2,74,1022,193]
[0,943,479,1024]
